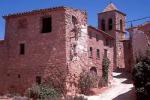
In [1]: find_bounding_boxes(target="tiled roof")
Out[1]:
[100,3,126,16]
[103,3,118,12]
[88,26,114,39]
[3,6,86,18]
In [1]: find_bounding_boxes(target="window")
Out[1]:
[18,74,21,78]
[90,67,97,75]
[20,43,25,55]
[7,73,10,77]
[101,19,106,31]
[72,16,78,25]
[73,44,77,56]
[104,49,108,58]
[89,47,93,58]
[97,49,100,58]
[96,34,99,41]
[105,39,109,46]
[36,76,41,85]
[42,17,52,33]
[120,20,123,31]
[108,18,113,30]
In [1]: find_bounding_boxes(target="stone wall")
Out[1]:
[3,7,68,94]
[88,26,114,83]
[0,41,7,94]
[64,8,88,94]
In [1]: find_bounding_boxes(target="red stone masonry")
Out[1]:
[0,4,128,95]
[88,26,114,81]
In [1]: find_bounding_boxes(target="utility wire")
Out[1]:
[110,16,150,26]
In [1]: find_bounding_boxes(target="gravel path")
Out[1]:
[85,72,136,100]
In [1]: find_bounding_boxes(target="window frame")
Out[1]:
[41,16,52,33]
[96,49,100,58]
[89,47,93,58]
[108,18,113,30]
[19,43,25,55]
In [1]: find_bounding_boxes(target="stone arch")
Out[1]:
[90,67,97,75]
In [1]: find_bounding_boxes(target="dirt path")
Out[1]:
[85,72,136,100]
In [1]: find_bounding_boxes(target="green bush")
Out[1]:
[25,84,61,100]
[78,71,99,94]
[102,57,110,86]
[132,48,150,100]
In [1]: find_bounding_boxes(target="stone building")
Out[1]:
[126,22,150,72]
[98,3,126,70]
[0,3,127,94]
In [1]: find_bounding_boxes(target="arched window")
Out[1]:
[108,18,113,30]
[101,19,106,31]
[90,67,97,75]
[120,19,123,31]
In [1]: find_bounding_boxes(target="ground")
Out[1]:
[85,71,136,100]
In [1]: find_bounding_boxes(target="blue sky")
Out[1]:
[0,0,150,39]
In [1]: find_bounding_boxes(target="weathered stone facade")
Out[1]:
[88,26,114,81]
[0,3,128,95]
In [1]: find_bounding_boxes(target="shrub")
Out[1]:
[25,84,61,100]
[102,57,110,86]
[78,71,99,94]
[132,48,150,100]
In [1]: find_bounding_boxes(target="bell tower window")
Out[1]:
[108,18,113,30]
[101,19,106,31]
[120,19,123,31]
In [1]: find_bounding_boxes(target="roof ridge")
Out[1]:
[3,6,86,18]
[103,3,118,12]
[88,25,114,39]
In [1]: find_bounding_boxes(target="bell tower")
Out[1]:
[98,3,126,69]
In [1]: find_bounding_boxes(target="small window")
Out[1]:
[96,34,99,41]
[104,49,108,58]
[42,17,52,33]
[101,19,106,31]
[73,44,77,56]
[108,18,113,30]
[105,39,109,46]
[20,43,25,55]
[89,47,93,58]
[7,73,10,77]
[120,20,123,31]
[18,74,21,78]
[36,76,41,85]
[72,16,78,25]
[97,49,100,58]
[90,67,97,75]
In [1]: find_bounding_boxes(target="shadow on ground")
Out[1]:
[113,87,136,100]
[113,68,133,84]
[112,68,136,100]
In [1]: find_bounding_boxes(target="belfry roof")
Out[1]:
[103,3,118,12]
